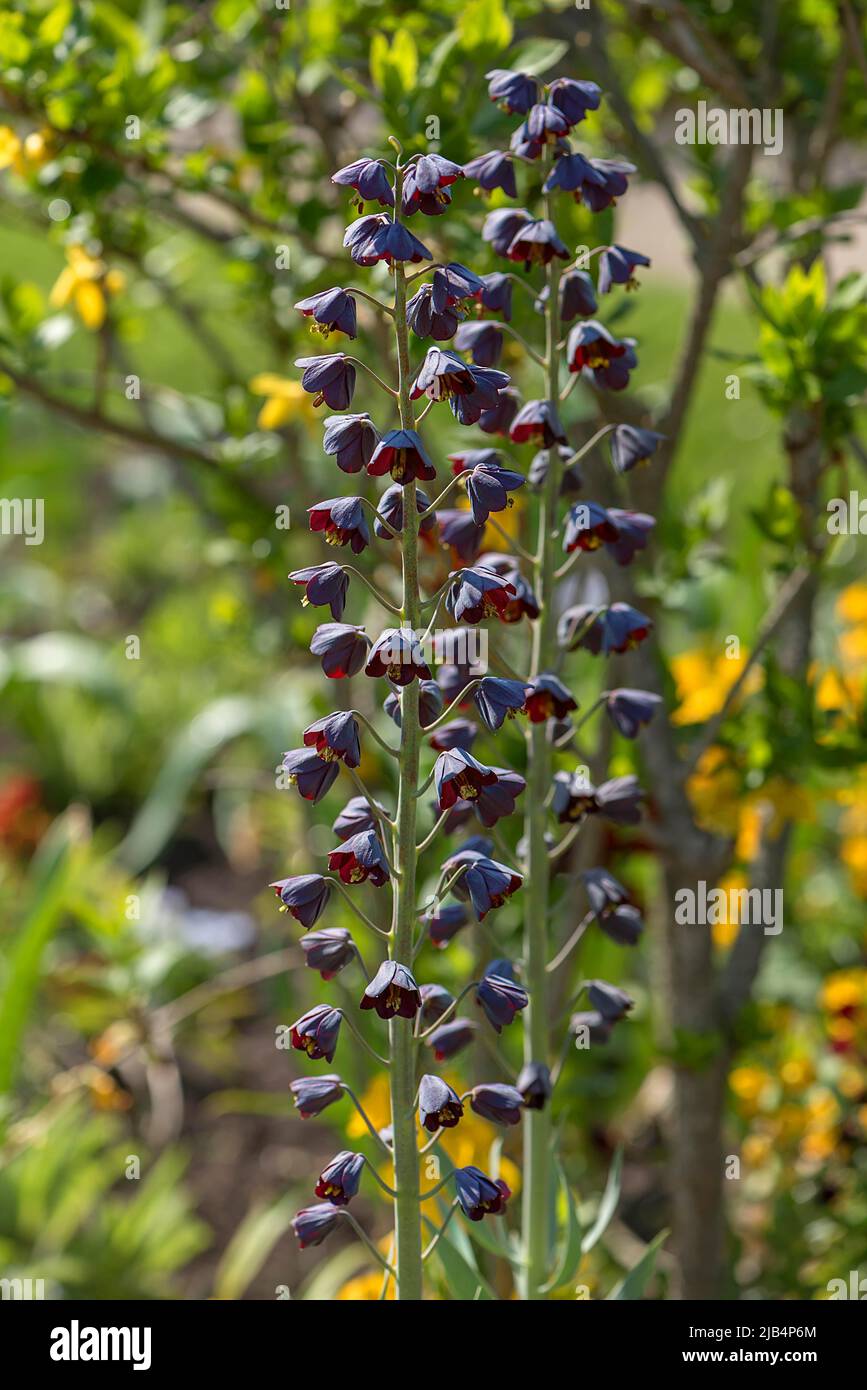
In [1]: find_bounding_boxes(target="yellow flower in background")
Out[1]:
[836,581,867,625]
[50,245,125,330]
[337,1270,394,1300]
[742,1132,773,1167]
[346,1073,391,1140]
[0,126,50,174]
[780,1058,814,1091]
[841,836,867,894]
[711,871,748,950]
[0,125,22,170]
[670,648,761,727]
[838,1066,865,1100]
[821,970,867,1015]
[686,745,742,835]
[730,1065,773,1114]
[249,374,316,430]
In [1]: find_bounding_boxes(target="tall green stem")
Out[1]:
[521,175,563,1300]
[388,166,424,1299]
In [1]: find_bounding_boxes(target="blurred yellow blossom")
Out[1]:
[0,126,50,174]
[821,970,867,1015]
[730,1066,773,1113]
[670,648,761,727]
[249,374,317,430]
[50,246,125,330]
[836,581,867,625]
[711,871,747,949]
[0,125,22,170]
[337,1270,394,1300]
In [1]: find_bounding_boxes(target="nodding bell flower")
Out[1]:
[290,1004,342,1062]
[322,412,380,473]
[291,1073,343,1119]
[384,679,443,730]
[428,719,478,753]
[375,483,436,542]
[557,602,653,656]
[367,428,436,484]
[294,288,357,339]
[446,850,523,920]
[593,774,644,825]
[281,747,340,803]
[308,496,370,554]
[437,509,487,564]
[516,1061,553,1111]
[315,1150,366,1206]
[463,149,517,197]
[566,321,627,374]
[301,928,357,980]
[586,338,638,392]
[563,500,620,552]
[360,960,421,1020]
[598,904,644,946]
[478,385,520,436]
[302,711,361,767]
[527,444,582,494]
[296,354,356,409]
[426,1017,479,1060]
[581,867,630,917]
[431,262,485,309]
[609,424,664,474]
[448,447,502,475]
[587,978,635,1022]
[292,1203,341,1249]
[434,748,498,810]
[505,216,570,269]
[310,622,370,679]
[332,157,394,208]
[474,271,513,320]
[424,903,470,949]
[606,687,662,739]
[453,320,504,368]
[463,460,525,523]
[454,1165,511,1221]
[270,873,331,928]
[406,283,463,341]
[509,398,567,446]
[551,769,597,824]
[545,154,635,211]
[332,794,385,841]
[540,268,598,323]
[570,1010,613,1045]
[418,1074,464,1132]
[343,213,432,267]
[468,1082,525,1125]
[482,207,534,257]
[410,346,509,414]
[522,102,571,148]
[401,154,464,217]
[548,76,602,124]
[365,627,432,685]
[523,672,578,723]
[476,972,529,1031]
[446,565,517,623]
[598,245,650,296]
[419,981,456,1027]
[472,769,526,828]
[289,562,349,621]
[473,677,527,730]
[328,829,390,886]
[486,68,538,114]
[605,509,656,566]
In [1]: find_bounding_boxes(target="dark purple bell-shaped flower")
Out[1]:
[571,1010,613,1045]
[331,794,384,841]
[548,76,602,125]
[446,565,517,624]
[476,973,529,1032]
[270,873,331,928]
[448,447,502,474]
[430,262,485,311]
[463,149,517,197]
[551,769,596,824]
[281,747,340,803]
[598,245,650,296]
[308,496,370,554]
[343,213,432,266]
[322,412,380,474]
[469,1082,524,1126]
[437,509,487,564]
[594,775,644,825]
[302,711,361,768]
[289,562,349,621]
[453,320,504,368]
[587,979,634,1022]
[473,677,527,731]
[566,321,628,374]
[474,769,525,828]
[605,509,656,566]
[464,461,525,524]
[367,428,436,484]
[478,385,520,437]
[474,271,513,321]
[401,154,464,217]
[419,981,455,1027]
[587,338,638,391]
[328,829,390,886]
[527,443,582,495]
[448,852,523,920]
[407,283,463,341]
[296,354,356,410]
[425,903,470,949]
[516,1061,552,1111]
[523,102,570,147]
[429,719,478,753]
[598,905,644,946]
[557,602,653,656]
[557,269,599,323]
[581,867,630,917]
[292,1203,341,1249]
[509,398,567,447]
[410,348,510,418]
[455,1165,511,1220]
[290,1004,342,1062]
[482,207,534,257]
[301,928,357,980]
[375,483,435,542]
[295,288,357,339]
[434,748,497,810]
[524,672,578,724]
[360,960,420,1020]
[427,1017,478,1061]
[419,1074,464,1132]
[332,157,394,208]
[365,627,432,685]
[486,68,538,113]
[563,500,620,553]
[506,217,569,268]
[291,1073,343,1119]
[609,424,664,474]
[606,687,662,738]
[310,622,370,679]
[315,1150,365,1206]
[542,150,606,200]
[583,157,636,210]
[383,678,442,729]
